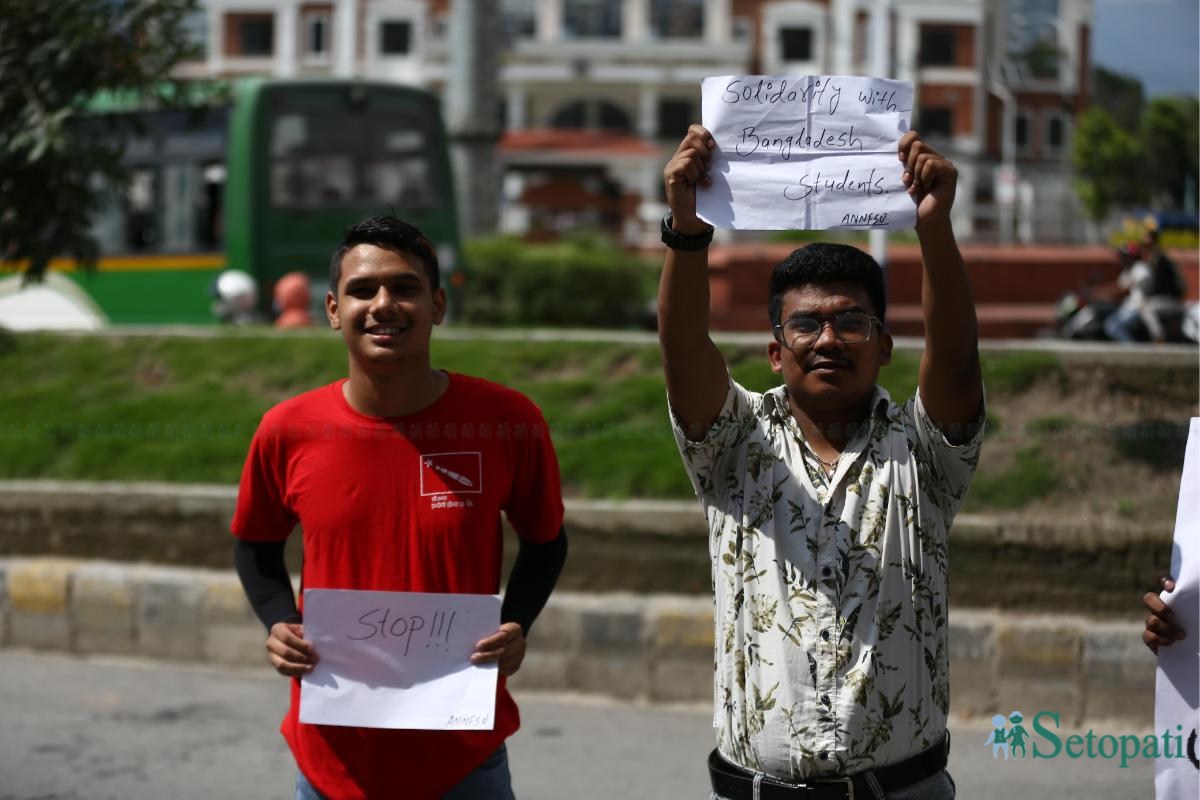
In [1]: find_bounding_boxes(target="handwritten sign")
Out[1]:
[698,75,915,231]
[299,589,501,730]
[1156,418,1200,798]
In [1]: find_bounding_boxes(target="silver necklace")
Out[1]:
[811,450,839,475]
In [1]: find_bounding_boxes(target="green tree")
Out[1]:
[0,0,200,280]
[1140,96,1200,210]
[1071,107,1146,222]
[1091,66,1145,133]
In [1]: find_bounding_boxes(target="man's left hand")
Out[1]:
[470,622,526,677]
[899,131,957,228]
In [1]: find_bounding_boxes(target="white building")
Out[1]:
[178,0,1094,242]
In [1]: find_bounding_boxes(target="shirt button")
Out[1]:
[818,751,829,761]
[822,694,830,704]
[822,567,832,577]
[820,630,830,641]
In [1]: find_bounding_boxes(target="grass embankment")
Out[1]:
[0,331,1192,520]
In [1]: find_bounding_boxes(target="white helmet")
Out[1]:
[212,269,260,323]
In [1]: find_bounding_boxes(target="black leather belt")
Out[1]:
[708,735,949,800]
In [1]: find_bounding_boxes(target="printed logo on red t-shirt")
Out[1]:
[419,451,483,496]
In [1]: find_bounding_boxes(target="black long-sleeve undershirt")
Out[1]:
[233,539,300,630]
[500,527,568,636]
[233,528,568,636]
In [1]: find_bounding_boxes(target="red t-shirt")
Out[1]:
[231,373,564,799]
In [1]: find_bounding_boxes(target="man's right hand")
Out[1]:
[266,621,318,676]
[663,124,716,236]
[1143,574,1186,654]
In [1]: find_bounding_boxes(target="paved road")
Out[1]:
[0,651,1155,799]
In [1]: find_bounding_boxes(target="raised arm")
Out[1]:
[658,125,730,440]
[900,131,983,439]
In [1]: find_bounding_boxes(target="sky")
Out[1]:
[1092,0,1199,97]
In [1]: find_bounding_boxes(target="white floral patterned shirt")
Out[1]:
[671,378,984,779]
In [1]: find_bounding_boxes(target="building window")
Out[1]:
[1044,112,1067,154]
[563,0,621,39]
[550,100,631,133]
[1021,36,1061,80]
[380,20,413,55]
[853,14,869,66]
[919,27,955,66]
[237,17,275,56]
[657,99,693,139]
[552,102,586,129]
[779,26,813,61]
[1014,109,1031,152]
[502,0,537,40]
[598,103,630,131]
[303,12,330,61]
[919,107,953,137]
[650,0,703,39]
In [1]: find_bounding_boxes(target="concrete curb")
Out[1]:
[0,557,1156,726]
[0,482,1174,614]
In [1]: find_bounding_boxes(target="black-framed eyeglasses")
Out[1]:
[774,312,881,349]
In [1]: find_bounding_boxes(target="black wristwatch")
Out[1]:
[661,212,714,251]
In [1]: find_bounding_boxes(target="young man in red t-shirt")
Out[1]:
[232,217,568,799]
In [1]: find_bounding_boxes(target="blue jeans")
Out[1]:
[712,768,955,800]
[295,743,516,799]
[1104,303,1143,342]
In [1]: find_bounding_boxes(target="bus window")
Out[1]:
[366,158,431,207]
[268,109,439,209]
[271,154,356,206]
[365,124,435,207]
[270,112,356,206]
[271,113,308,156]
[161,163,200,252]
[90,177,125,255]
[200,163,226,250]
[126,167,157,251]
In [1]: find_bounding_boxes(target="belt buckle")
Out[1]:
[829,777,854,800]
[788,778,854,800]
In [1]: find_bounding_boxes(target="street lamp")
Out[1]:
[869,0,893,271]
[989,67,1018,246]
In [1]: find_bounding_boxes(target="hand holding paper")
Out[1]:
[1144,574,1187,654]
[266,621,317,676]
[471,621,527,677]
[898,130,958,229]
[663,124,717,236]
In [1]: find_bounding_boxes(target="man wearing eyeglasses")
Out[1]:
[658,125,984,800]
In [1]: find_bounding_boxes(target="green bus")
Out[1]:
[37,78,461,326]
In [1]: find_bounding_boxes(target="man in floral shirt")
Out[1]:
[657,126,984,800]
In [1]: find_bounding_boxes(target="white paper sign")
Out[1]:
[1156,417,1200,799]
[698,75,915,231]
[299,589,501,731]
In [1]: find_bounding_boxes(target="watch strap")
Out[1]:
[661,213,714,251]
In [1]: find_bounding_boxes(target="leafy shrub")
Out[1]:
[462,234,655,328]
[1111,419,1189,470]
[967,444,1060,510]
